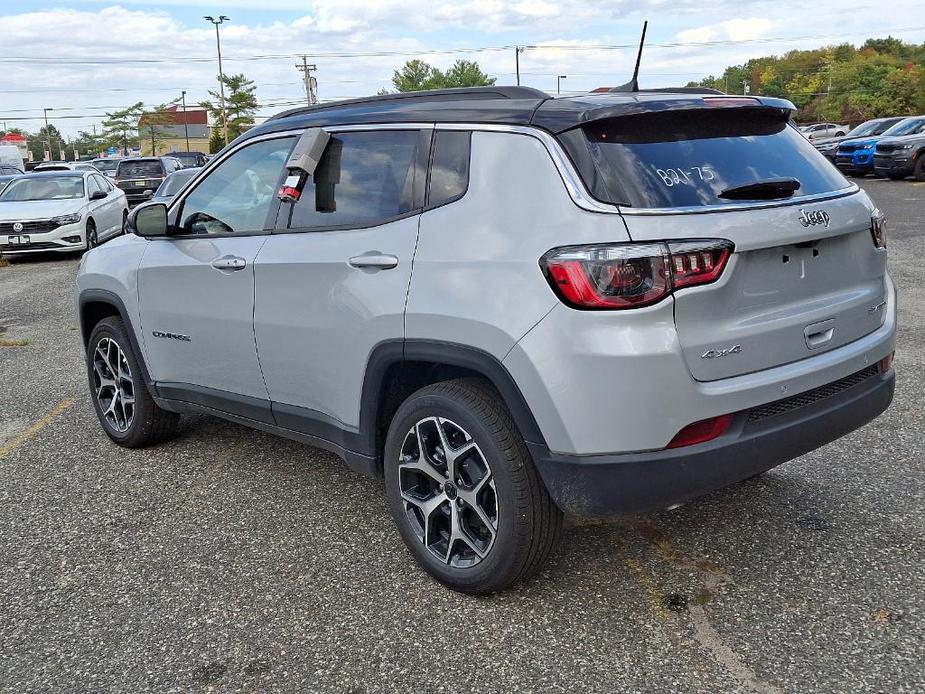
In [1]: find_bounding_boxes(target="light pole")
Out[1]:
[43,107,53,161]
[557,75,567,95]
[204,15,230,147]
[181,90,191,152]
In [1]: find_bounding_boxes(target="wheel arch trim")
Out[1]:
[78,288,155,390]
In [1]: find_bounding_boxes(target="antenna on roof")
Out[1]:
[610,20,648,93]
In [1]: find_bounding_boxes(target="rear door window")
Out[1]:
[280,129,427,230]
[560,107,852,208]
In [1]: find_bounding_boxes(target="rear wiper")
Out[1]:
[719,177,801,201]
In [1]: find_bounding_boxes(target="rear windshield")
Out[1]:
[93,159,120,172]
[117,160,164,178]
[560,107,852,208]
[158,170,197,196]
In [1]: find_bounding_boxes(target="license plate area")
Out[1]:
[7,235,30,245]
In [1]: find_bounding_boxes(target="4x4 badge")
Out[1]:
[701,345,742,359]
[798,209,830,228]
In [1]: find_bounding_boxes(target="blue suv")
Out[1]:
[836,116,925,176]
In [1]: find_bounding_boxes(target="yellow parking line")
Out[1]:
[0,397,76,461]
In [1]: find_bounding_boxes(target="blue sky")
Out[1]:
[1,1,923,137]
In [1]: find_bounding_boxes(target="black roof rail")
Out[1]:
[607,86,726,95]
[269,86,551,122]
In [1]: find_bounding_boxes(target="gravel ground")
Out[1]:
[0,179,922,694]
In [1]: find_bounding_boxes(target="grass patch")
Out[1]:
[0,338,29,347]
[0,256,9,268]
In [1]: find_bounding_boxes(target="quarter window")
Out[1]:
[178,137,295,235]
[427,130,471,208]
[281,130,426,230]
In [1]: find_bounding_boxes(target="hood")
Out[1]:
[878,133,925,147]
[0,198,86,222]
[839,136,882,149]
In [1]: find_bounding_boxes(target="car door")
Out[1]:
[85,175,111,233]
[137,135,296,421]
[253,127,430,437]
[91,174,119,238]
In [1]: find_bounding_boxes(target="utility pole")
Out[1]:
[204,15,230,147]
[181,90,191,151]
[557,75,567,95]
[296,56,318,105]
[743,80,750,96]
[43,107,53,161]
[514,46,525,86]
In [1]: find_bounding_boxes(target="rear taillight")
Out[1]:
[871,209,886,249]
[540,240,732,310]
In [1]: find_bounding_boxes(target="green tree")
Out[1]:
[139,103,176,156]
[201,73,259,150]
[103,102,144,155]
[26,125,65,161]
[389,58,496,92]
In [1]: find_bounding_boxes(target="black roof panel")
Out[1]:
[243,86,797,142]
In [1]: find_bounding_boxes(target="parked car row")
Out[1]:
[812,115,925,180]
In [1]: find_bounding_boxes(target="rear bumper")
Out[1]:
[531,367,894,517]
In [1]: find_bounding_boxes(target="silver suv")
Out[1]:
[76,87,896,593]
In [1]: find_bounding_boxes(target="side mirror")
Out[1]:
[129,202,168,237]
[90,190,107,201]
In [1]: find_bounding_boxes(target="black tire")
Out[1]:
[915,157,925,182]
[384,378,562,594]
[121,209,129,234]
[85,218,98,250]
[86,316,179,448]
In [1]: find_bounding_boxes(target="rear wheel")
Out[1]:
[384,378,562,594]
[86,316,179,447]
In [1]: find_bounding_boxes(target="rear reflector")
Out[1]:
[540,239,732,310]
[667,414,733,449]
[879,352,894,373]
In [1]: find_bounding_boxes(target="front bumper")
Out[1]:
[835,151,875,173]
[531,366,894,516]
[0,220,85,254]
[873,154,913,177]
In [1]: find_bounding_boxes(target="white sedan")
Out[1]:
[0,171,128,255]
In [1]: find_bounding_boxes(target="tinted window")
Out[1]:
[178,137,294,235]
[562,108,851,208]
[428,130,470,208]
[282,130,424,230]
[117,160,164,178]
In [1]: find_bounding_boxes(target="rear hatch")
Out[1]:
[557,99,888,381]
[116,160,165,190]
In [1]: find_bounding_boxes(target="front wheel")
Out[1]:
[914,157,925,182]
[86,316,179,447]
[85,219,98,250]
[384,378,562,594]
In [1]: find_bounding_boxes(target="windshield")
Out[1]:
[157,170,197,197]
[0,176,85,201]
[561,107,851,208]
[117,160,164,178]
[881,118,925,137]
[93,159,120,172]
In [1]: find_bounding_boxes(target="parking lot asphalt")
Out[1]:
[0,179,923,694]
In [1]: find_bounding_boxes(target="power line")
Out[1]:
[0,25,922,66]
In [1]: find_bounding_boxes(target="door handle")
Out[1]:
[211,255,247,272]
[348,252,399,270]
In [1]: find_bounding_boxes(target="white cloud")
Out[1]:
[676,18,775,44]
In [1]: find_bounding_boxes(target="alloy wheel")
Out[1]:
[398,417,498,568]
[92,336,135,433]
